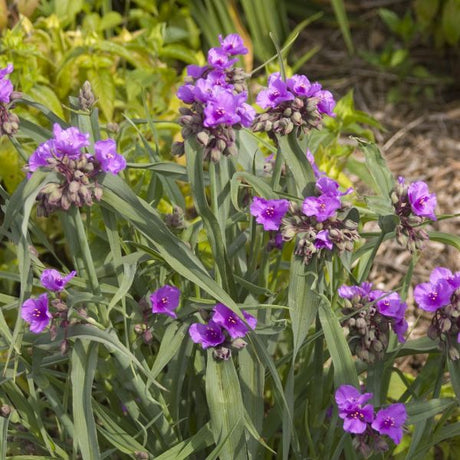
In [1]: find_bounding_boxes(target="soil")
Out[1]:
[294,1,460,372]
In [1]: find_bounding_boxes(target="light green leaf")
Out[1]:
[71,340,101,459]
[206,355,247,460]
[319,299,359,387]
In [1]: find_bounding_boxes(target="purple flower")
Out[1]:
[28,140,54,173]
[250,196,290,231]
[52,124,90,158]
[339,404,374,434]
[94,139,126,174]
[335,385,373,410]
[21,293,52,333]
[212,303,257,339]
[316,90,336,116]
[237,102,256,127]
[0,64,14,103]
[193,78,215,103]
[203,88,241,127]
[150,285,181,318]
[407,181,437,220]
[302,194,341,222]
[371,291,407,320]
[429,267,460,290]
[338,282,373,299]
[189,320,225,348]
[392,318,408,342]
[256,75,294,109]
[371,403,407,444]
[207,47,237,69]
[306,150,323,178]
[286,74,313,97]
[414,280,453,311]
[242,310,257,330]
[315,230,333,250]
[186,64,207,79]
[316,177,352,197]
[218,34,248,55]
[0,63,13,80]
[177,84,196,103]
[40,269,76,291]
[206,69,229,87]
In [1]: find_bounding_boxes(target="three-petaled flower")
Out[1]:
[21,293,52,334]
[250,196,290,231]
[41,269,76,291]
[150,285,181,318]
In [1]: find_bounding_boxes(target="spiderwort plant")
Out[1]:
[3,26,460,460]
[335,385,408,456]
[339,282,408,362]
[253,71,336,136]
[26,122,126,216]
[22,268,76,336]
[414,267,460,359]
[173,33,255,162]
[189,303,257,360]
[391,177,437,252]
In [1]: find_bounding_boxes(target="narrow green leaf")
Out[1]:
[94,402,151,455]
[149,322,188,380]
[428,231,460,250]
[447,359,460,401]
[185,140,236,297]
[330,0,354,54]
[407,398,457,425]
[289,258,320,360]
[277,133,315,196]
[100,173,239,312]
[155,423,214,460]
[71,340,101,459]
[358,140,395,199]
[206,355,247,460]
[319,299,359,387]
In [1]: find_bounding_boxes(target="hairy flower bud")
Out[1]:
[78,81,96,111]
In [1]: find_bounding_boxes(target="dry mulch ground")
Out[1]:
[296,2,459,369]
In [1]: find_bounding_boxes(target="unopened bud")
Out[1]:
[291,111,302,124]
[0,405,11,417]
[79,81,96,111]
[213,346,231,360]
[171,141,185,157]
[196,131,210,146]
[231,338,247,350]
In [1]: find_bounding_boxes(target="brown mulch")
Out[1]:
[294,2,460,370]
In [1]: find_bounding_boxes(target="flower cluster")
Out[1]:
[252,72,335,137]
[173,34,255,162]
[189,303,257,360]
[391,177,437,252]
[0,64,20,136]
[335,384,407,456]
[414,267,460,360]
[277,177,359,264]
[26,123,126,216]
[22,269,76,334]
[339,282,408,363]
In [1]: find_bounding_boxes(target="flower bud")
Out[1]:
[196,131,210,146]
[0,405,11,417]
[213,346,231,360]
[171,141,185,157]
[291,111,302,124]
[78,81,95,111]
